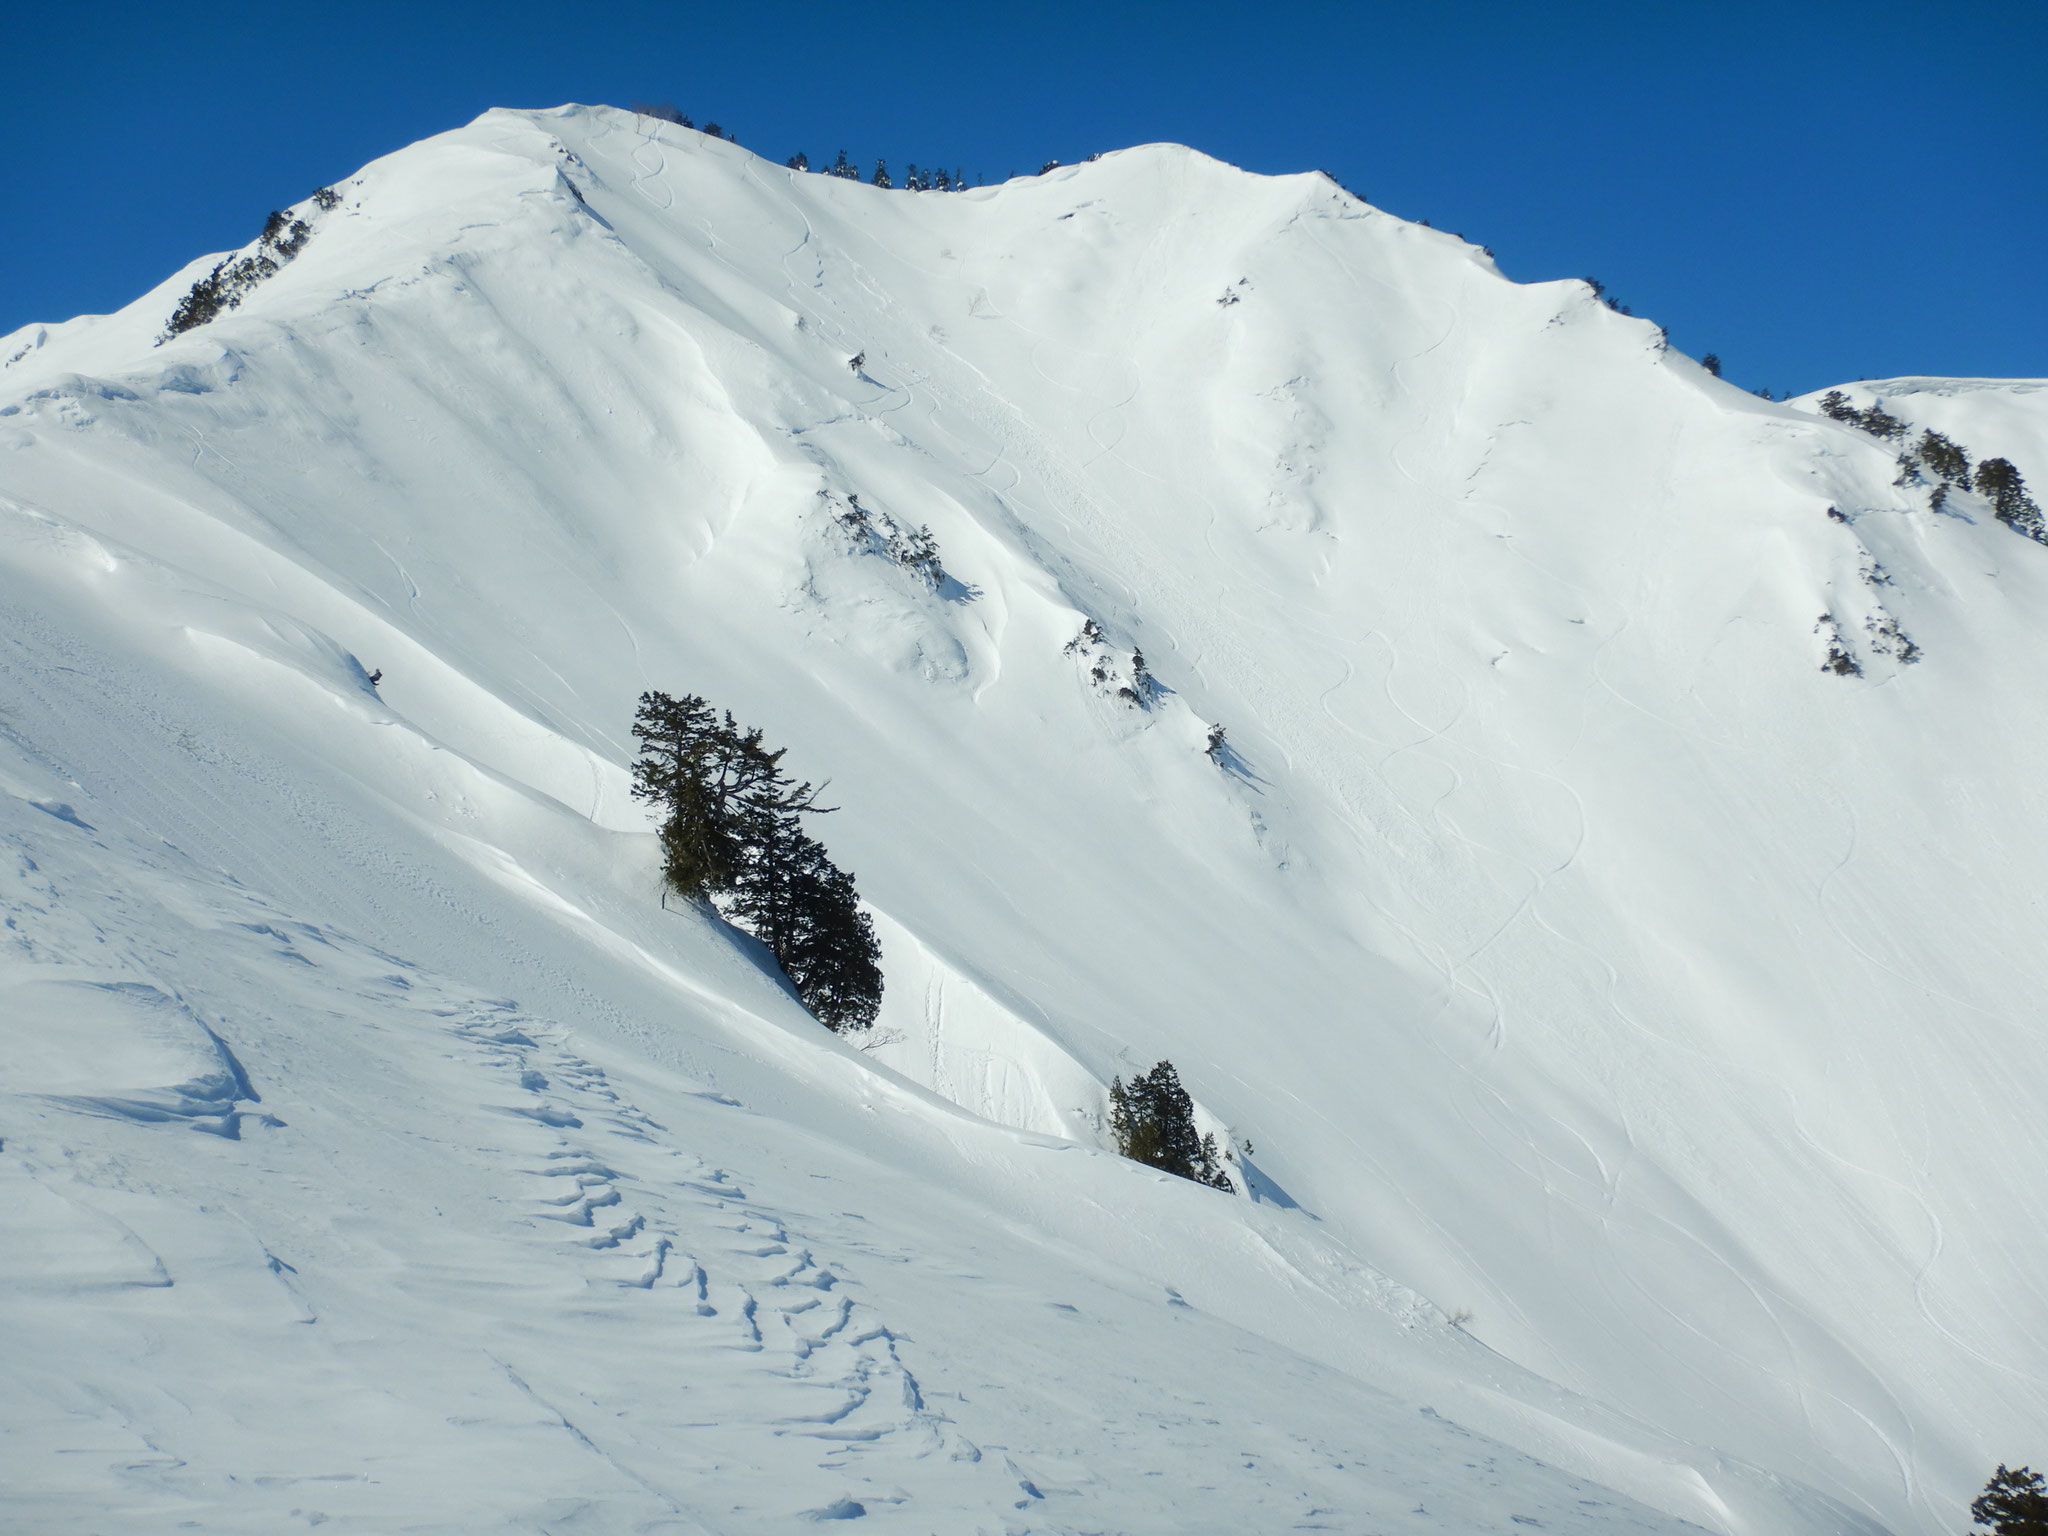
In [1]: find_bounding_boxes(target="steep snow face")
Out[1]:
[3,104,2045,1535]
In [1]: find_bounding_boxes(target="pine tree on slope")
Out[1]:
[1977,458,2047,542]
[1109,1061,1234,1191]
[629,690,881,1029]
[1973,1466,2048,1536]
[629,692,820,901]
[728,816,882,1030]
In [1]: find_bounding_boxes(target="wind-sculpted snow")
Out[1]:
[1,976,265,1137]
[2,103,2045,1534]
[0,617,1717,1532]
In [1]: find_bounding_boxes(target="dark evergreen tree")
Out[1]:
[1916,429,1973,488]
[311,185,342,210]
[728,816,881,1030]
[786,151,809,172]
[1701,353,1722,377]
[1977,458,2047,541]
[830,149,857,179]
[629,692,820,902]
[1108,1061,1234,1191]
[872,160,893,188]
[702,121,725,139]
[631,691,742,899]
[782,860,882,1029]
[1039,159,1061,175]
[1979,457,2028,511]
[1972,1467,2048,1536]
[629,691,881,1030]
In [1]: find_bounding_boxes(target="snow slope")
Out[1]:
[3,104,2046,1534]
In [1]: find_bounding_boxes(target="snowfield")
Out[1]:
[2,104,2045,1534]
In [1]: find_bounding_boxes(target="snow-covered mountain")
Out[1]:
[3,103,2044,1535]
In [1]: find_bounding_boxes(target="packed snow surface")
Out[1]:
[3,105,2046,1534]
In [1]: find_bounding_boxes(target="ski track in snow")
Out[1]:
[0,780,1032,1526]
[449,1003,1021,1508]
[628,119,675,213]
[0,787,1705,1533]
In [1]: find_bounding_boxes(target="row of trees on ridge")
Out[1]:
[791,151,977,190]
[161,188,339,341]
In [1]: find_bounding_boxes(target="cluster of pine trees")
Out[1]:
[1818,391,2044,539]
[790,150,977,190]
[631,692,882,1030]
[1064,618,1157,708]
[1817,389,1911,440]
[631,103,734,140]
[624,105,1062,191]
[1109,1061,1234,1191]
[161,195,334,341]
[829,492,946,587]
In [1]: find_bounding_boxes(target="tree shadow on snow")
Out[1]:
[1233,1152,1300,1209]
[1209,738,1270,793]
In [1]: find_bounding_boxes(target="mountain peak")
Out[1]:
[3,103,2045,1536]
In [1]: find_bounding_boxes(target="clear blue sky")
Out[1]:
[7,0,2041,396]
